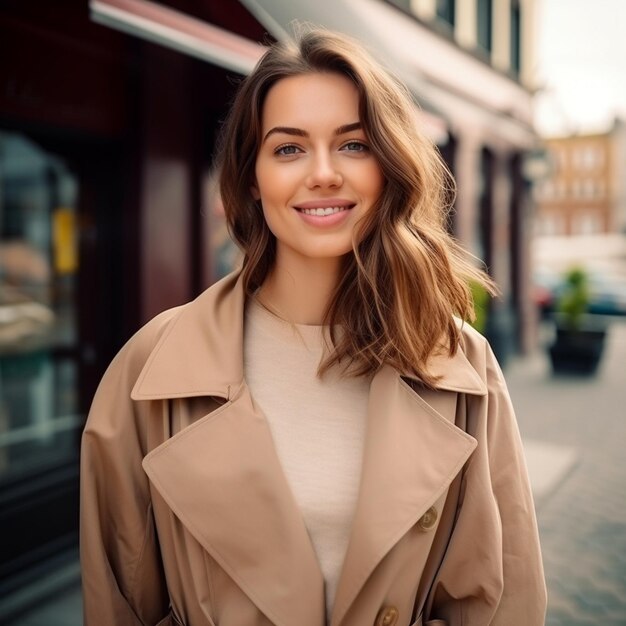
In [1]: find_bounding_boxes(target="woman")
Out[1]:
[81,29,546,626]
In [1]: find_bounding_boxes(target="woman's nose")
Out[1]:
[305,153,343,189]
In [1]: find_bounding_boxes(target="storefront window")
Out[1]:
[0,132,80,483]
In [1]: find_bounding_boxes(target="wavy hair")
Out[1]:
[218,27,496,386]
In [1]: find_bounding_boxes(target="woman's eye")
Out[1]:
[275,144,301,156]
[341,141,368,152]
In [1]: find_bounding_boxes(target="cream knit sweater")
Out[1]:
[243,298,370,620]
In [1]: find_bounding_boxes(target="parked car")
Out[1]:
[533,268,626,317]
[586,272,626,316]
[533,268,561,318]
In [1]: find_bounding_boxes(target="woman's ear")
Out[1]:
[250,184,261,201]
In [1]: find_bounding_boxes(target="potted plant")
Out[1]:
[548,267,608,375]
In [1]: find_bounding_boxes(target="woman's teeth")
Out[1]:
[299,206,349,216]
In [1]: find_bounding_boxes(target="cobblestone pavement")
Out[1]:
[506,319,626,626]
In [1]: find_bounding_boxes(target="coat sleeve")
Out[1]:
[425,341,547,625]
[80,333,169,626]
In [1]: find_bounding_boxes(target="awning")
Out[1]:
[240,0,535,145]
[90,0,265,75]
[89,0,450,143]
[238,0,448,119]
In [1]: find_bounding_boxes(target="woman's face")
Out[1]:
[253,72,384,266]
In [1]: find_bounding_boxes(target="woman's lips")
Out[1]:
[293,203,355,227]
[298,205,352,216]
[294,198,355,210]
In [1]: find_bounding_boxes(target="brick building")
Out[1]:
[535,119,626,237]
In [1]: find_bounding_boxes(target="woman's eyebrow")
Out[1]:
[262,126,308,143]
[262,122,362,144]
[335,122,362,135]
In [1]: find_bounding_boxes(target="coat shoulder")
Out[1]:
[454,319,506,389]
[455,319,490,372]
[90,304,189,409]
[118,305,186,375]
[456,318,487,347]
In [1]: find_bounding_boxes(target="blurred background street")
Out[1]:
[1,0,625,624]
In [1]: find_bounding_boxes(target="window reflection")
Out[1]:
[202,167,242,285]
[0,132,79,481]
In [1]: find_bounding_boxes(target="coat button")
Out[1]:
[375,605,399,626]
[417,506,438,531]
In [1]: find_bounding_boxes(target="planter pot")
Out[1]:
[549,323,608,375]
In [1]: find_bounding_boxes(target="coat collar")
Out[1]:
[131,271,245,402]
[142,364,477,626]
[136,270,483,626]
[131,270,487,402]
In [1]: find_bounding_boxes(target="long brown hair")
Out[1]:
[218,28,496,386]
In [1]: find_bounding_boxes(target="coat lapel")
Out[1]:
[133,272,325,626]
[331,364,482,626]
[130,270,487,626]
[142,384,326,626]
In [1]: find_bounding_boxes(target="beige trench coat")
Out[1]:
[80,271,546,626]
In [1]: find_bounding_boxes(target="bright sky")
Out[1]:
[534,0,626,136]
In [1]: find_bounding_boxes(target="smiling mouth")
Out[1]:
[296,205,355,216]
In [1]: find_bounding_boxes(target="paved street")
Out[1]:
[509,319,626,626]
[10,320,626,625]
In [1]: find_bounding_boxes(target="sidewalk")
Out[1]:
[11,322,626,625]
[507,320,626,626]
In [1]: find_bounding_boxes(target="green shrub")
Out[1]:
[557,267,590,330]
[469,280,489,334]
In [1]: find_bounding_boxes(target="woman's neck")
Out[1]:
[258,251,343,325]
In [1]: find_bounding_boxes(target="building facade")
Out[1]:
[0,0,541,615]
[535,120,626,237]
[0,0,265,615]
[374,0,540,355]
